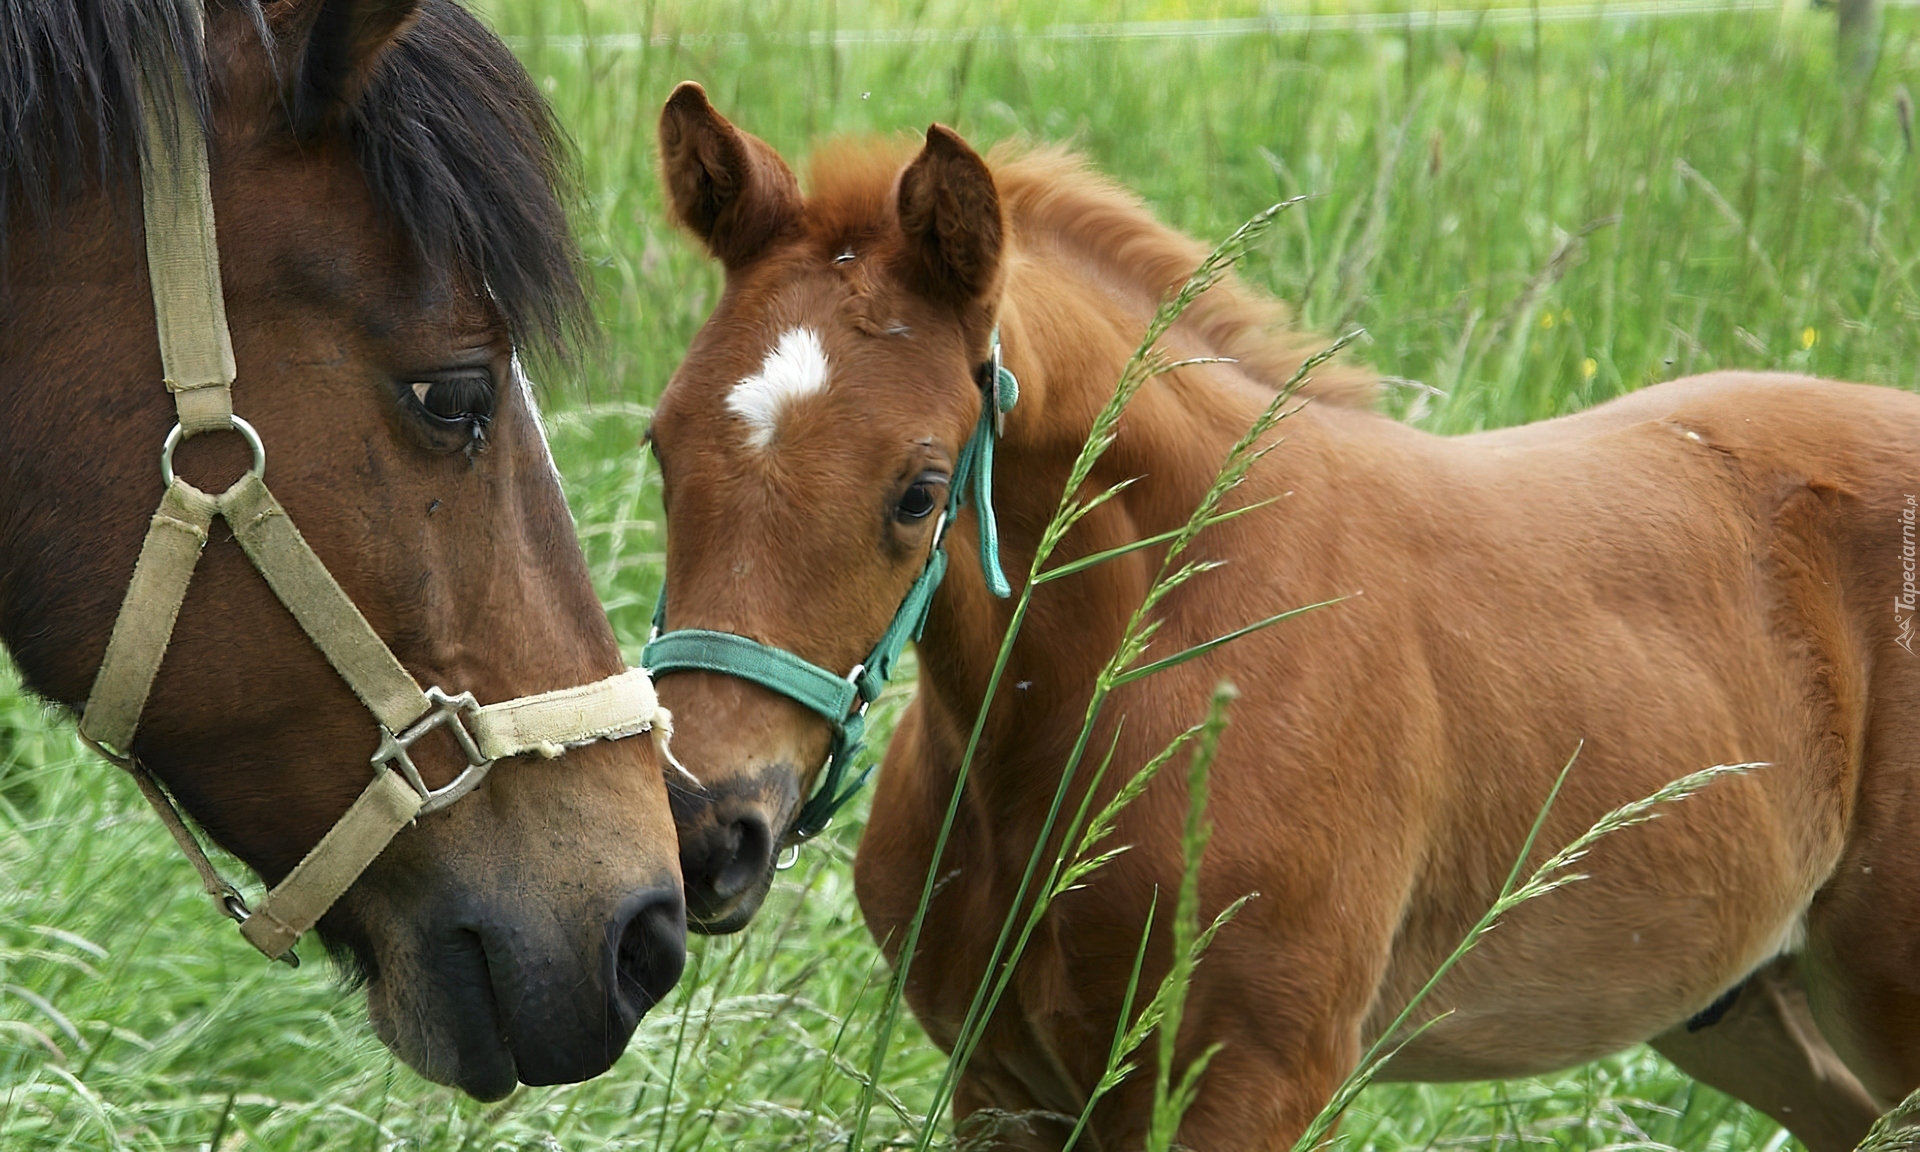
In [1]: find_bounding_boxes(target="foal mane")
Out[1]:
[0,0,585,350]
[806,139,1376,406]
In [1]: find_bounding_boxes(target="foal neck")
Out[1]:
[911,237,1346,770]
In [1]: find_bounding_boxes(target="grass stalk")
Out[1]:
[1143,682,1235,1152]
[1855,1085,1920,1151]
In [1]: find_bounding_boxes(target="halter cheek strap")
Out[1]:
[642,336,1018,842]
[77,23,668,966]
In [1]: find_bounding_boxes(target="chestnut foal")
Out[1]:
[645,84,1920,1150]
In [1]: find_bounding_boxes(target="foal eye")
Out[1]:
[896,479,941,522]
[407,372,495,425]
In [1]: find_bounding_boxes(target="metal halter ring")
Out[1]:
[160,415,267,488]
[371,687,497,816]
[789,816,832,843]
[989,340,1008,437]
[219,887,252,924]
[217,886,298,967]
[842,664,874,722]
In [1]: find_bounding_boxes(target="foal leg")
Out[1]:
[1167,1045,1355,1152]
[947,1006,1092,1151]
[1781,637,1920,1113]
[952,1072,1079,1151]
[1797,664,1920,1112]
[1648,955,1880,1152]
[1063,977,1362,1152]
[1066,1040,1353,1152]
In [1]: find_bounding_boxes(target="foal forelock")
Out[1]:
[726,327,832,451]
[0,0,585,353]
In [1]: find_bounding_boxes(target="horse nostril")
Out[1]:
[610,885,687,1021]
[708,814,772,901]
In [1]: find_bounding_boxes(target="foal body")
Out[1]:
[860,364,1918,1150]
[646,88,1920,1150]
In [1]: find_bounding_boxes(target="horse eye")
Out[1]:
[896,479,941,522]
[406,371,496,427]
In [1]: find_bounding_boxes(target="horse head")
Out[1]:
[647,83,1012,932]
[1,0,684,1098]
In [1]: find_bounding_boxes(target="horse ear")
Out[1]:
[658,82,803,269]
[270,0,421,133]
[895,125,1003,305]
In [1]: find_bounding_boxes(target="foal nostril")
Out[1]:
[677,783,791,931]
[610,884,688,1021]
[707,813,773,901]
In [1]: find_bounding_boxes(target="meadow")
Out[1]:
[3,1,1919,1148]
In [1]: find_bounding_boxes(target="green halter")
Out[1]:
[644,333,1018,841]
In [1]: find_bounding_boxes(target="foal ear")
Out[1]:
[895,125,1004,305]
[270,0,422,134]
[658,82,803,269]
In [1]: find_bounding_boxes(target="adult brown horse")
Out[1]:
[645,84,1920,1150]
[2,0,686,1100]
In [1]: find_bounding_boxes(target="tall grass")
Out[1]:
[3,2,1916,1149]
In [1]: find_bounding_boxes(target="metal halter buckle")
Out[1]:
[371,687,495,815]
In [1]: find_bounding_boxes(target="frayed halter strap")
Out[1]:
[642,334,1019,842]
[75,15,668,966]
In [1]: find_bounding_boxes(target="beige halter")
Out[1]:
[76,19,668,966]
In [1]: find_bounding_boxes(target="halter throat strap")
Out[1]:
[643,334,1017,841]
[76,25,667,965]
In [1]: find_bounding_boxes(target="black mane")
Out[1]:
[0,0,585,351]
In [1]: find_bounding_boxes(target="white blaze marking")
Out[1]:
[726,327,829,450]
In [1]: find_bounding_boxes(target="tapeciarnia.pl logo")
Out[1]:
[1899,494,1917,656]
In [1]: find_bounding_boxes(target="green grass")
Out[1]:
[5,1,1919,1147]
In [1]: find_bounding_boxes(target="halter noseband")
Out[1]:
[76,21,669,966]
[642,336,1019,842]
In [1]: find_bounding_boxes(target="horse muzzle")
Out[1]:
[363,872,687,1099]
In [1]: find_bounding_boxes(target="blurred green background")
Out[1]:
[2,1,1915,1147]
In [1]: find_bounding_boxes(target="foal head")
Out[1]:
[649,85,1009,930]
[1,0,682,1098]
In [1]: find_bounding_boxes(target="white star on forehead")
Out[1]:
[726,326,829,450]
